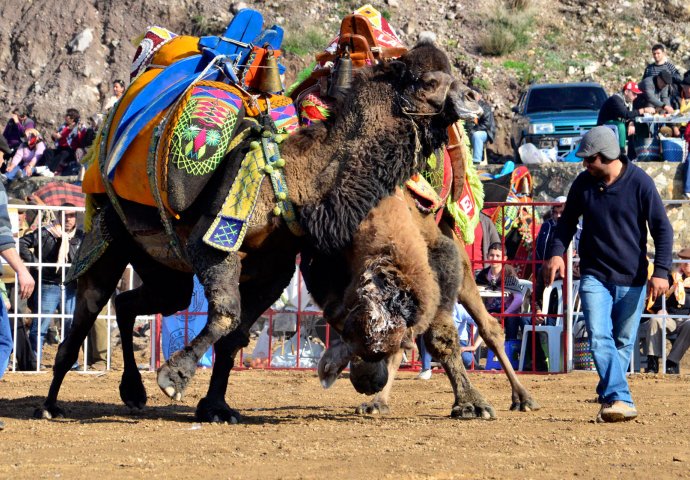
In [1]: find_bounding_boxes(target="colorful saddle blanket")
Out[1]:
[83,14,299,214]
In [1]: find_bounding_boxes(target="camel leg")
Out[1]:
[425,311,495,419]
[195,250,298,423]
[354,350,402,415]
[35,241,128,419]
[157,239,242,401]
[112,262,193,410]
[445,222,540,412]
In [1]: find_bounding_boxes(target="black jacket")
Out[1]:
[597,93,639,125]
[19,226,84,284]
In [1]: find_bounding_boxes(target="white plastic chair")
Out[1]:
[518,280,564,372]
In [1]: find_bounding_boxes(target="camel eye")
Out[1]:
[423,78,439,91]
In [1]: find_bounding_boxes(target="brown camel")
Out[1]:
[34,39,481,423]
[305,187,540,419]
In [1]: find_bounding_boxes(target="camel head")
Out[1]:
[391,37,482,129]
[340,256,417,363]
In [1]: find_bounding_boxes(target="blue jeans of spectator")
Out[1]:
[29,283,76,360]
[471,130,488,163]
[0,300,11,380]
[417,336,473,369]
[579,275,646,406]
[683,160,690,194]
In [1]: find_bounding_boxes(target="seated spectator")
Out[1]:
[642,248,690,374]
[416,302,481,379]
[634,70,675,138]
[464,89,496,165]
[642,43,681,82]
[475,242,524,340]
[4,129,46,181]
[2,107,35,155]
[46,108,86,176]
[598,82,655,157]
[103,79,126,111]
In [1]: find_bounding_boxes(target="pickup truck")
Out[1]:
[510,82,609,159]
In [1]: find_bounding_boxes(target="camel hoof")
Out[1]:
[196,397,241,424]
[120,370,147,410]
[33,404,65,420]
[451,402,496,420]
[157,354,196,400]
[354,401,390,415]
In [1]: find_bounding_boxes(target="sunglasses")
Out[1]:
[583,154,599,164]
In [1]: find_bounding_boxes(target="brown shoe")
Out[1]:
[596,401,638,423]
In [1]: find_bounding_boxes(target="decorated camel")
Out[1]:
[34,26,479,422]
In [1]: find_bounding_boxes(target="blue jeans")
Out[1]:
[683,160,690,195]
[579,275,646,406]
[417,336,473,369]
[0,300,11,380]
[29,283,76,360]
[471,130,488,163]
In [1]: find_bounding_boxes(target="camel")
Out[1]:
[34,39,481,422]
[305,186,540,419]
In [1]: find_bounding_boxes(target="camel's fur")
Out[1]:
[310,188,540,418]
[34,40,478,423]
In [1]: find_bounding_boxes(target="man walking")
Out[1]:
[543,126,673,423]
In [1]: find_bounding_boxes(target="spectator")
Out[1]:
[466,212,500,272]
[635,70,674,114]
[544,126,672,423]
[46,108,86,176]
[103,79,126,111]
[598,81,655,156]
[417,302,481,379]
[679,75,690,200]
[642,249,690,374]
[475,242,525,340]
[464,89,496,165]
[2,107,35,154]
[0,135,11,175]
[642,43,681,82]
[0,181,35,431]
[4,129,46,181]
[634,70,675,139]
[19,203,84,364]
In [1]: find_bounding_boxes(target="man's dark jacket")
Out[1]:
[19,227,84,285]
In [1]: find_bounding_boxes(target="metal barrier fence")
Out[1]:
[4,200,685,375]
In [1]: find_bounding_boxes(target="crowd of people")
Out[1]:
[0,79,125,185]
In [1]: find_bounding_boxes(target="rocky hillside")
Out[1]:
[1,0,690,157]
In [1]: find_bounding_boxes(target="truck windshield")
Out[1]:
[525,87,607,114]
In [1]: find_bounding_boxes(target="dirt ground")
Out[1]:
[1,368,688,479]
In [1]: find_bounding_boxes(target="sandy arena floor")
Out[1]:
[0,367,688,479]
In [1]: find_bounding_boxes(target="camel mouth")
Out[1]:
[449,83,483,121]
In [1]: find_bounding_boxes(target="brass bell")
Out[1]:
[258,47,283,94]
[328,51,353,98]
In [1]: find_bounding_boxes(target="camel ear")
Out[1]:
[387,60,407,80]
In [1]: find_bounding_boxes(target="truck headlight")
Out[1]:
[528,123,555,134]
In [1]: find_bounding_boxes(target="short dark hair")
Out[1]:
[113,79,125,88]
[65,108,80,122]
[488,242,503,253]
[13,106,27,116]
[652,43,666,52]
